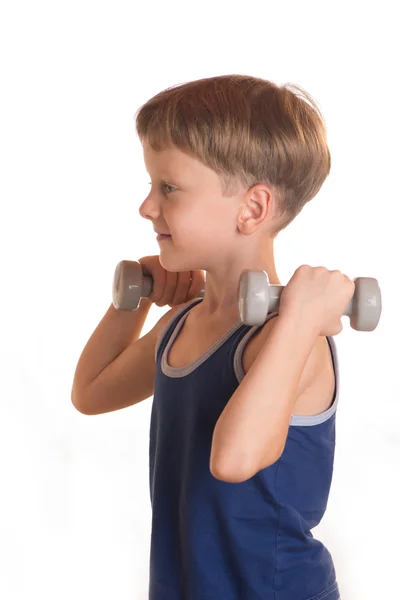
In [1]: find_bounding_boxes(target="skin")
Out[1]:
[139,138,282,324]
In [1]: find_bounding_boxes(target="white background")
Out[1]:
[1,1,398,598]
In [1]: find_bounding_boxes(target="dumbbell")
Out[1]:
[112,260,382,332]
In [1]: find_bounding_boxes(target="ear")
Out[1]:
[237,185,272,235]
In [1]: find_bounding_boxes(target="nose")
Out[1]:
[138,193,160,222]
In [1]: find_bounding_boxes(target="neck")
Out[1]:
[193,239,280,322]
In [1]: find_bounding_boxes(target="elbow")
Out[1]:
[210,450,283,483]
[210,462,252,483]
[71,389,94,416]
[209,446,252,482]
[71,398,90,415]
[209,456,259,483]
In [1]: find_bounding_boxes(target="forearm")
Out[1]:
[72,298,153,397]
[211,313,319,481]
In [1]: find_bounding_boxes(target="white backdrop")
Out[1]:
[1,1,398,598]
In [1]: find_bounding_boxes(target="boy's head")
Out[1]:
[136,74,331,242]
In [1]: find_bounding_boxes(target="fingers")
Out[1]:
[140,257,205,309]
[148,267,166,304]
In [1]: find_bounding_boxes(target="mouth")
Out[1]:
[156,233,172,241]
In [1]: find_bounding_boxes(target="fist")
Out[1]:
[279,265,355,336]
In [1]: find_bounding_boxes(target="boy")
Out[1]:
[72,74,352,599]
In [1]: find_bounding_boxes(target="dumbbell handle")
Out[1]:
[251,285,357,318]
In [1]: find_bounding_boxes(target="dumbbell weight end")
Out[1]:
[343,277,382,332]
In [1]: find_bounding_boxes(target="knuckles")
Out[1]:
[296,264,352,283]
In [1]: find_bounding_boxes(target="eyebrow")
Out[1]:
[146,169,187,187]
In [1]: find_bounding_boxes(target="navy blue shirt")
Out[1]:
[149,298,341,600]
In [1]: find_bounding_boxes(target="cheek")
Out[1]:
[172,198,235,239]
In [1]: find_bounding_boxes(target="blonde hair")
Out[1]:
[135,74,331,237]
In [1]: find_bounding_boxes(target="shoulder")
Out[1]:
[241,315,279,375]
[242,316,335,417]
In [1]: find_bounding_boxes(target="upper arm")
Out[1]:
[293,336,335,416]
[244,316,332,416]
[77,303,187,415]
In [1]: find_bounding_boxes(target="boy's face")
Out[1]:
[139,139,272,273]
[140,140,239,251]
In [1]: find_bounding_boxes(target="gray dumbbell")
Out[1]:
[112,260,382,332]
[238,270,382,332]
[112,260,206,311]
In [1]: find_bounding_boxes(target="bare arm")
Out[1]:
[71,298,152,410]
[210,313,321,482]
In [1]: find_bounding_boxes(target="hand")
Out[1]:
[138,255,205,308]
[278,265,355,336]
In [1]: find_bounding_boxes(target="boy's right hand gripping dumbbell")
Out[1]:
[138,255,206,308]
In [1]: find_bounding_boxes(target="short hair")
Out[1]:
[135,74,331,237]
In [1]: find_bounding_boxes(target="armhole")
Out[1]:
[289,336,340,427]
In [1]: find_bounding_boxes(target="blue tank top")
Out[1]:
[149,298,341,600]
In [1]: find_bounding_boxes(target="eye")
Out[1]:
[162,183,176,194]
[148,182,176,195]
